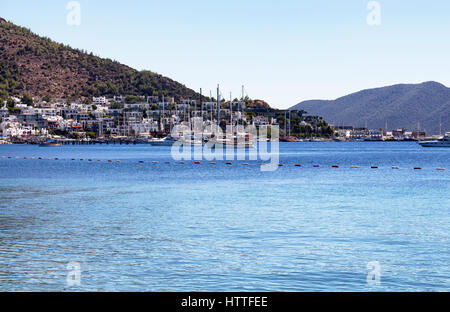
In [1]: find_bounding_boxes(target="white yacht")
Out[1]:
[419,133,450,147]
[149,136,177,146]
[208,135,256,149]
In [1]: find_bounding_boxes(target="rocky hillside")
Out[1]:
[0,18,201,100]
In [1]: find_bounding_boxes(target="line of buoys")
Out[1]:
[3,157,450,174]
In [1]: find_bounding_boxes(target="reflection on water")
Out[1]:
[0,142,449,291]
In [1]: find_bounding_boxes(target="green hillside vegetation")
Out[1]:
[0,17,201,101]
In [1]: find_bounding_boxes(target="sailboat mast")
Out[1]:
[230,92,232,134]
[210,90,213,124]
[288,110,291,137]
[200,88,203,121]
[241,85,244,127]
[162,94,165,133]
[217,84,220,128]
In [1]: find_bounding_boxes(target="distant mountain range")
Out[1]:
[290,81,450,134]
[0,18,201,100]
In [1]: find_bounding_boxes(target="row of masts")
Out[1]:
[158,85,248,133]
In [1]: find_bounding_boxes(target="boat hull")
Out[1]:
[419,142,450,147]
[39,143,62,147]
[150,142,175,146]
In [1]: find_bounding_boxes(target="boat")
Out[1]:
[39,141,62,147]
[419,133,450,147]
[149,136,177,146]
[280,136,300,142]
[208,136,255,148]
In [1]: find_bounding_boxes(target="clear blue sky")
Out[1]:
[1,0,450,108]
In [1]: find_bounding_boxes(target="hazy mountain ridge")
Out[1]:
[291,81,450,134]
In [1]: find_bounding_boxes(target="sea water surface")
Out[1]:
[0,142,449,291]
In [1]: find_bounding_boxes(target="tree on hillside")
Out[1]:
[21,93,33,106]
[6,97,15,108]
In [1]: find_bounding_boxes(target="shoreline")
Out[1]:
[0,139,422,145]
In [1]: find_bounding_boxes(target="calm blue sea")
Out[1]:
[0,142,449,291]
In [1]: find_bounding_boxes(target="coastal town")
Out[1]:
[0,93,430,145]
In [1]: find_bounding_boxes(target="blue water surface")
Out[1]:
[0,142,449,291]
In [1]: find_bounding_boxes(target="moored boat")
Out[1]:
[149,136,177,146]
[419,133,450,147]
[39,141,62,147]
